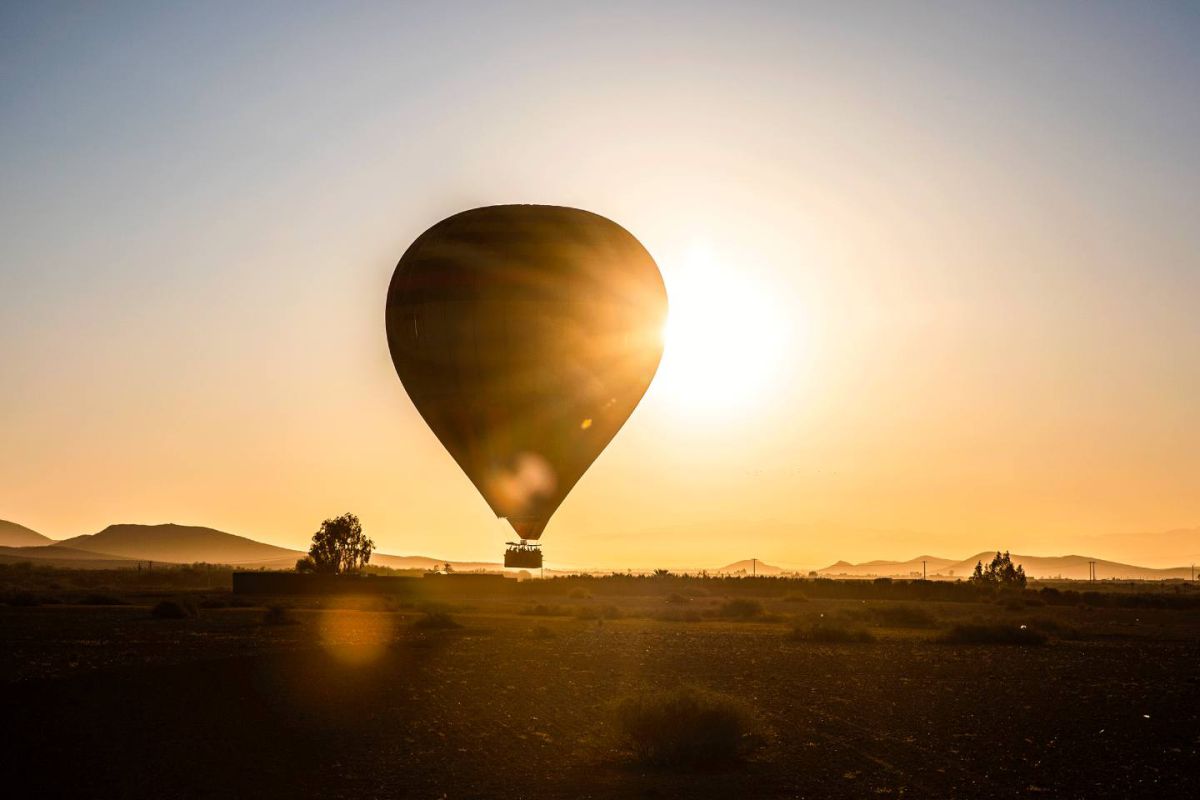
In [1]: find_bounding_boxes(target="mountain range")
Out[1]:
[0,521,501,572]
[816,552,1193,581]
[0,519,1194,579]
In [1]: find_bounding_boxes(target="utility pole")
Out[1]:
[1088,560,1096,582]
[922,560,927,581]
[752,558,757,577]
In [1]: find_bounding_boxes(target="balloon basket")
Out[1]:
[504,542,543,569]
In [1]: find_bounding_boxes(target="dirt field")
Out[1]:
[2,588,1198,799]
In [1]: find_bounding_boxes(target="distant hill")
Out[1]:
[819,551,1193,581]
[3,517,1192,580]
[946,552,1191,582]
[2,519,503,572]
[816,555,957,578]
[715,558,785,575]
[1078,527,1200,567]
[0,545,137,569]
[0,520,54,548]
[58,523,302,566]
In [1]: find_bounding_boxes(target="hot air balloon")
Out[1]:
[386,205,667,569]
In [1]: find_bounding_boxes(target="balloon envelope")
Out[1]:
[386,205,667,540]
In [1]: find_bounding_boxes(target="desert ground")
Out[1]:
[2,569,1198,799]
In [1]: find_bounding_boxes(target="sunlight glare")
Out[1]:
[654,243,791,416]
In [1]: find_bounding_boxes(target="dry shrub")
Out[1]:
[6,591,45,607]
[151,598,197,619]
[262,605,296,626]
[575,604,621,620]
[1026,617,1082,640]
[865,603,938,628]
[615,686,761,767]
[521,603,568,617]
[716,599,763,619]
[792,620,875,643]
[413,611,461,630]
[198,595,253,609]
[939,623,1047,646]
[77,593,127,606]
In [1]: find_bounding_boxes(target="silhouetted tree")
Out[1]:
[295,513,374,575]
[971,550,1027,588]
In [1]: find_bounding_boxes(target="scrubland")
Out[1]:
[2,566,1197,798]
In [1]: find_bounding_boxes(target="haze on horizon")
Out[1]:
[2,2,1198,569]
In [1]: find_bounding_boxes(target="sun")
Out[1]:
[653,243,791,416]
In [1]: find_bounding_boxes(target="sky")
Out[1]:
[2,1,1198,569]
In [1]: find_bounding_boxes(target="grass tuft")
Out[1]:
[413,611,461,630]
[716,599,764,619]
[615,686,761,767]
[791,620,875,643]
[864,603,938,628]
[77,593,127,606]
[262,605,296,626]
[575,604,622,620]
[520,603,568,617]
[939,623,1047,646]
[151,598,197,619]
[6,591,46,607]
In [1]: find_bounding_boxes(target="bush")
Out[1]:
[6,591,44,607]
[865,603,938,628]
[531,625,555,639]
[939,623,1047,646]
[656,609,703,623]
[413,611,461,630]
[665,592,690,605]
[1026,617,1082,640]
[151,599,197,619]
[782,592,809,603]
[199,595,256,609]
[262,605,295,625]
[716,599,764,619]
[77,593,127,606]
[791,620,875,643]
[574,604,622,621]
[615,686,760,767]
[568,588,591,599]
[521,603,568,617]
